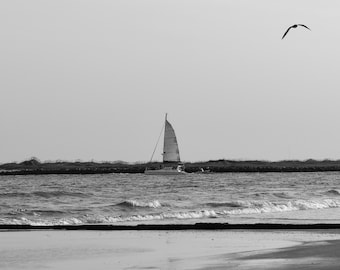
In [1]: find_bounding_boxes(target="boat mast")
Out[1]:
[148,114,166,163]
[163,113,167,160]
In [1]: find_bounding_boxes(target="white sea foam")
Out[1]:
[104,210,218,223]
[1,197,340,225]
[118,200,162,208]
[2,198,340,225]
[0,217,84,226]
[4,172,340,226]
[0,209,218,225]
[221,199,340,216]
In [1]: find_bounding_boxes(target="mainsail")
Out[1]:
[163,117,180,163]
[145,114,185,175]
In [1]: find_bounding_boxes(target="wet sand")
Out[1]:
[1,229,340,269]
[232,239,340,270]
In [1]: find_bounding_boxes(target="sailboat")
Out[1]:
[145,114,185,175]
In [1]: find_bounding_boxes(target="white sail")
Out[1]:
[145,114,185,175]
[163,119,180,163]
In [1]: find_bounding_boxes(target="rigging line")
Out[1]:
[149,123,165,163]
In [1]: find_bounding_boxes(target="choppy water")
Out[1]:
[1,172,340,225]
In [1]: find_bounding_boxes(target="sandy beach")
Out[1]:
[1,229,340,270]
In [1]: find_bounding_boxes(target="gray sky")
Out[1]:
[1,0,340,163]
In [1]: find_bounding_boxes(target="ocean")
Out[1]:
[1,172,340,226]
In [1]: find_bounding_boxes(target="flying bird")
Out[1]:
[282,24,311,39]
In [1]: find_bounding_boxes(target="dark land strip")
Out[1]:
[2,158,340,175]
[2,223,340,231]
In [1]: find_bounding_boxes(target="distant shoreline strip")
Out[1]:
[3,168,340,175]
[2,223,340,231]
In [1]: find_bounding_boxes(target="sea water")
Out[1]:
[1,172,340,225]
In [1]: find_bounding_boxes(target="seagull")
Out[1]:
[281,24,311,39]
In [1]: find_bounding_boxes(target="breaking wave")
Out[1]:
[116,200,162,208]
[88,210,218,224]
[8,209,66,216]
[221,199,340,215]
[0,217,84,226]
[2,198,340,225]
[0,210,217,225]
[326,189,340,196]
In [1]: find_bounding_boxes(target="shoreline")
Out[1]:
[3,159,340,175]
[2,167,340,175]
[233,239,340,270]
[3,222,340,231]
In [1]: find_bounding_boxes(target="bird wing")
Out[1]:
[282,26,292,39]
[298,24,311,30]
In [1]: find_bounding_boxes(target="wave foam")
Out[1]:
[2,198,340,226]
[0,210,217,225]
[0,217,83,226]
[117,200,162,208]
[91,210,218,223]
[221,199,340,215]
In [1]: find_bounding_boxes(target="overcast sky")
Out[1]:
[1,1,340,163]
